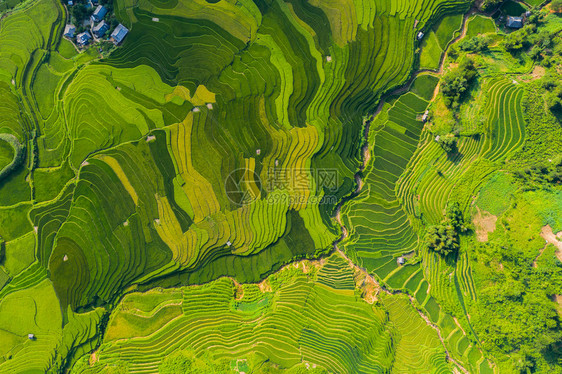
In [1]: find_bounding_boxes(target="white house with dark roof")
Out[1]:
[93,20,109,38]
[64,24,76,38]
[110,24,129,45]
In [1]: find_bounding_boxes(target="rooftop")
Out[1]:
[76,31,92,45]
[64,24,76,38]
[111,24,129,44]
[93,20,109,37]
[506,16,523,29]
[92,5,107,21]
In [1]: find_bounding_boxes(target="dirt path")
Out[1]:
[370,8,475,116]
[329,9,480,373]
[540,225,562,262]
[336,248,470,374]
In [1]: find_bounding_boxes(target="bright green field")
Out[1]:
[465,15,496,38]
[1,0,561,372]
[420,13,463,70]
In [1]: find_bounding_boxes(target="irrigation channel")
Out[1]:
[331,8,479,373]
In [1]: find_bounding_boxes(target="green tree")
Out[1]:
[529,45,543,60]
[552,0,562,13]
[438,133,457,154]
[425,224,459,256]
[480,0,504,12]
[441,57,477,108]
[459,36,491,52]
[70,4,87,22]
[425,202,469,256]
[547,87,562,113]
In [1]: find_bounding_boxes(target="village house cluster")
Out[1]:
[63,1,129,48]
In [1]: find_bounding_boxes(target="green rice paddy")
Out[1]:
[0,0,561,372]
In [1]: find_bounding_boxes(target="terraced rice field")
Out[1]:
[481,79,525,162]
[1,0,548,371]
[343,89,433,275]
[420,13,464,70]
[72,255,456,373]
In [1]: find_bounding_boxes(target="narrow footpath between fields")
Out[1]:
[330,6,485,373]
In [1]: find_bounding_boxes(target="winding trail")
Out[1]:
[337,247,470,373]
[371,7,475,118]
[331,8,480,373]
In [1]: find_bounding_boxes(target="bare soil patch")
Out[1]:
[531,65,546,80]
[540,225,562,262]
[473,207,497,242]
[258,278,272,293]
[354,271,380,304]
[233,280,244,301]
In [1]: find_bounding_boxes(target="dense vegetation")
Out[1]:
[426,202,470,256]
[440,57,478,108]
[0,0,561,372]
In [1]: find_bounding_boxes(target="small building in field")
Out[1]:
[64,24,76,38]
[92,5,107,22]
[506,16,523,29]
[397,257,406,265]
[110,24,129,45]
[417,31,424,40]
[67,0,73,5]
[93,20,109,37]
[76,31,92,46]
[28,334,35,340]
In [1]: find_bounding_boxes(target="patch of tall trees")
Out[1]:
[425,202,470,256]
[440,57,477,109]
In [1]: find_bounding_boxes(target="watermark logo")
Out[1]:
[266,168,339,192]
[224,168,262,206]
[317,169,339,192]
[225,167,340,206]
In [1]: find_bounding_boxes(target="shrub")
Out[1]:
[441,57,477,108]
[159,350,230,374]
[438,133,457,154]
[459,35,491,52]
[480,0,504,12]
[425,202,469,257]
[541,76,559,90]
[552,0,562,13]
